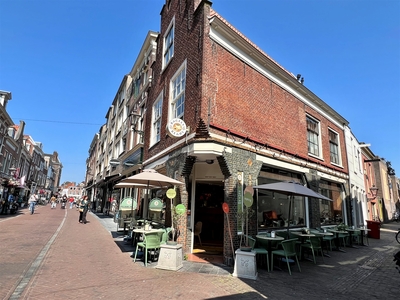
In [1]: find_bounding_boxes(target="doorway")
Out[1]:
[192,181,224,259]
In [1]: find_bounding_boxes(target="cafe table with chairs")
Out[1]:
[327,228,349,253]
[344,227,361,248]
[256,233,284,269]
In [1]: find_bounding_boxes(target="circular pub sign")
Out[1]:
[175,204,186,215]
[243,191,253,208]
[166,118,187,138]
[222,202,230,214]
[166,188,176,199]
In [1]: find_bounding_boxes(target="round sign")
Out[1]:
[222,202,229,214]
[175,204,186,215]
[244,186,254,196]
[243,191,253,208]
[166,188,176,199]
[166,118,187,138]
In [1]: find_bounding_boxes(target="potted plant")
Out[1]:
[237,207,255,251]
[337,223,347,231]
[167,203,185,245]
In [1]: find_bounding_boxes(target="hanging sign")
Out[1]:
[222,202,230,214]
[166,118,187,138]
[243,191,253,208]
[149,198,163,211]
[166,188,176,199]
[175,204,186,215]
[119,197,137,211]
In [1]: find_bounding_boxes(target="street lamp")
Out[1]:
[130,112,144,135]
[369,185,379,198]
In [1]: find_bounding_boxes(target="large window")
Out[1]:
[171,65,186,119]
[319,180,343,225]
[329,129,340,164]
[257,168,305,230]
[307,116,320,157]
[163,20,174,67]
[152,93,163,145]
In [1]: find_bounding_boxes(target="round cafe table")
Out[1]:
[256,235,284,268]
[132,228,164,247]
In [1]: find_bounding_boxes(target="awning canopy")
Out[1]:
[119,197,137,211]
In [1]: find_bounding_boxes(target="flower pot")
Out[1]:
[167,241,178,246]
[240,246,252,252]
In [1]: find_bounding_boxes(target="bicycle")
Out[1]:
[396,228,400,244]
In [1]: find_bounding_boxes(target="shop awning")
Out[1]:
[149,198,163,212]
[119,197,137,211]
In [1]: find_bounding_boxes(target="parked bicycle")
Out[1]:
[396,228,400,244]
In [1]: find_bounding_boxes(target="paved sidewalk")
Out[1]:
[6,205,399,300]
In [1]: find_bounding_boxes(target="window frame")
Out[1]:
[169,61,187,120]
[306,115,322,158]
[163,18,175,69]
[152,92,163,146]
[328,128,341,166]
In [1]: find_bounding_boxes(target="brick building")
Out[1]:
[135,0,350,265]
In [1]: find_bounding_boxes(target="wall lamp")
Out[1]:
[370,185,379,198]
[130,112,144,135]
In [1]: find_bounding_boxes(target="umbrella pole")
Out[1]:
[286,196,292,239]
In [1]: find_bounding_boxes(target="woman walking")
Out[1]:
[79,196,89,224]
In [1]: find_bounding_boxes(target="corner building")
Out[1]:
[141,0,349,266]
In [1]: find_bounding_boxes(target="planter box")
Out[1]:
[233,249,257,280]
[156,243,183,271]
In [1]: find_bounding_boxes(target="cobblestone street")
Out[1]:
[1,205,399,299]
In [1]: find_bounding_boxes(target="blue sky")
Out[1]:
[1,0,399,184]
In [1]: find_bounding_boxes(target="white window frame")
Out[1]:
[152,92,163,146]
[306,115,322,159]
[169,61,187,120]
[328,128,341,166]
[163,17,175,69]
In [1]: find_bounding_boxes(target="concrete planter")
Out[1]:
[156,243,183,271]
[233,249,258,280]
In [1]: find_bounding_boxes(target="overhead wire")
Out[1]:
[12,118,103,126]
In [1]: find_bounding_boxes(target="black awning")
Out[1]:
[104,173,121,183]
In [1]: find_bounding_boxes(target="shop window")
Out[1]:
[319,180,343,225]
[257,168,305,230]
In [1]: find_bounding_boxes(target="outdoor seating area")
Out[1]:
[130,222,173,266]
[248,224,373,275]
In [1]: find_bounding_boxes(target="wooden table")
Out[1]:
[256,235,284,268]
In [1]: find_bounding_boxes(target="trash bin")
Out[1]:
[366,220,380,239]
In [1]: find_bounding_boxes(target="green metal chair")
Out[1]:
[160,228,171,245]
[300,236,324,264]
[248,236,269,272]
[133,231,162,266]
[338,231,349,248]
[271,238,301,275]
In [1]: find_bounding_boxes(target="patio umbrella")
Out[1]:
[113,182,157,189]
[118,169,184,218]
[253,181,332,237]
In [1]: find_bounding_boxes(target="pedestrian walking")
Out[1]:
[28,193,38,215]
[69,197,74,209]
[76,198,81,211]
[79,196,89,224]
[50,195,57,209]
